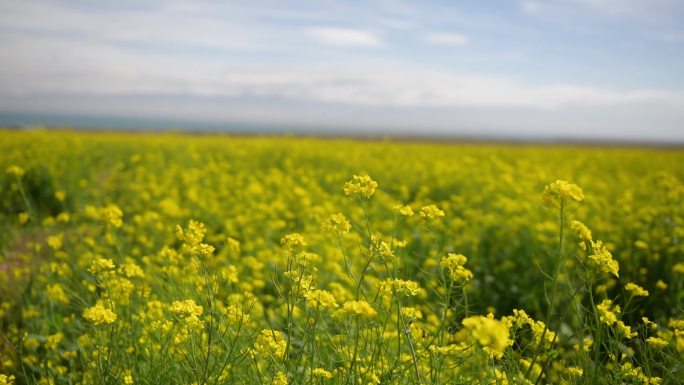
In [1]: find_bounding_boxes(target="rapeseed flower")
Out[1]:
[440,253,474,282]
[625,282,649,297]
[280,233,307,251]
[542,180,584,205]
[83,304,117,325]
[252,329,287,360]
[169,299,203,318]
[343,175,378,199]
[5,165,24,177]
[304,289,338,309]
[419,205,445,221]
[322,213,351,234]
[341,300,377,318]
[461,314,511,359]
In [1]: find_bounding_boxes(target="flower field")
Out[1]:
[1,130,683,385]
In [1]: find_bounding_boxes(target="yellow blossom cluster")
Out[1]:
[83,303,117,326]
[440,253,474,282]
[343,175,378,199]
[542,179,584,205]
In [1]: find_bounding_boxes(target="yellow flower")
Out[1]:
[123,370,134,385]
[54,190,66,202]
[542,180,584,205]
[0,374,16,385]
[341,300,377,318]
[280,233,307,252]
[461,314,511,359]
[596,300,636,339]
[586,240,619,277]
[394,204,414,217]
[378,278,421,297]
[304,289,338,310]
[312,368,333,379]
[566,367,584,377]
[343,175,378,199]
[273,371,288,385]
[6,165,25,177]
[370,235,395,262]
[83,304,117,325]
[596,299,619,325]
[400,307,423,322]
[18,212,29,225]
[625,282,649,297]
[253,329,287,360]
[45,333,63,350]
[646,337,668,348]
[100,204,123,228]
[440,253,473,282]
[570,220,592,241]
[170,299,203,318]
[176,220,207,246]
[419,205,445,221]
[674,263,684,274]
[88,258,116,274]
[46,233,63,250]
[642,317,658,330]
[46,283,69,304]
[322,213,351,234]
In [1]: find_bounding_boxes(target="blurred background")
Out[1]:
[1,0,683,143]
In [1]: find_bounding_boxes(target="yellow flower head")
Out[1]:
[83,303,117,325]
[0,374,16,385]
[273,371,288,385]
[100,204,123,228]
[461,314,511,359]
[312,368,333,379]
[625,282,649,297]
[379,278,421,297]
[280,233,307,252]
[419,205,445,221]
[88,258,116,275]
[440,253,473,282]
[6,165,25,177]
[175,220,207,246]
[586,240,619,277]
[394,204,414,217]
[542,180,584,205]
[253,329,287,360]
[304,289,338,310]
[570,220,592,241]
[343,175,378,199]
[341,300,377,318]
[170,299,203,318]
[322,213,351,234]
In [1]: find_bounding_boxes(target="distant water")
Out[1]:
[0,112,262,132]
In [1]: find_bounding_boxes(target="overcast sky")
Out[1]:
[1,0,683,141]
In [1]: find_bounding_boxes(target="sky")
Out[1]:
[1,0,683,141]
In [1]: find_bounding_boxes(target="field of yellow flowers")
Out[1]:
[1,129,683,385]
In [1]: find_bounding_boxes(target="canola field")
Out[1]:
[1,129,683,385]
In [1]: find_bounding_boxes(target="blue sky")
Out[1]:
[1,0,683,140]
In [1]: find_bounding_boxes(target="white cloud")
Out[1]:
[1,34,681,112]
[520,0,684,21]
[306,27,382,47]
[424,32,469,46]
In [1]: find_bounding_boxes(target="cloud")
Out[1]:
[424,32,469,46]
[1,33,681,112]
[305,27,382,47]
[519,0,684,22]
